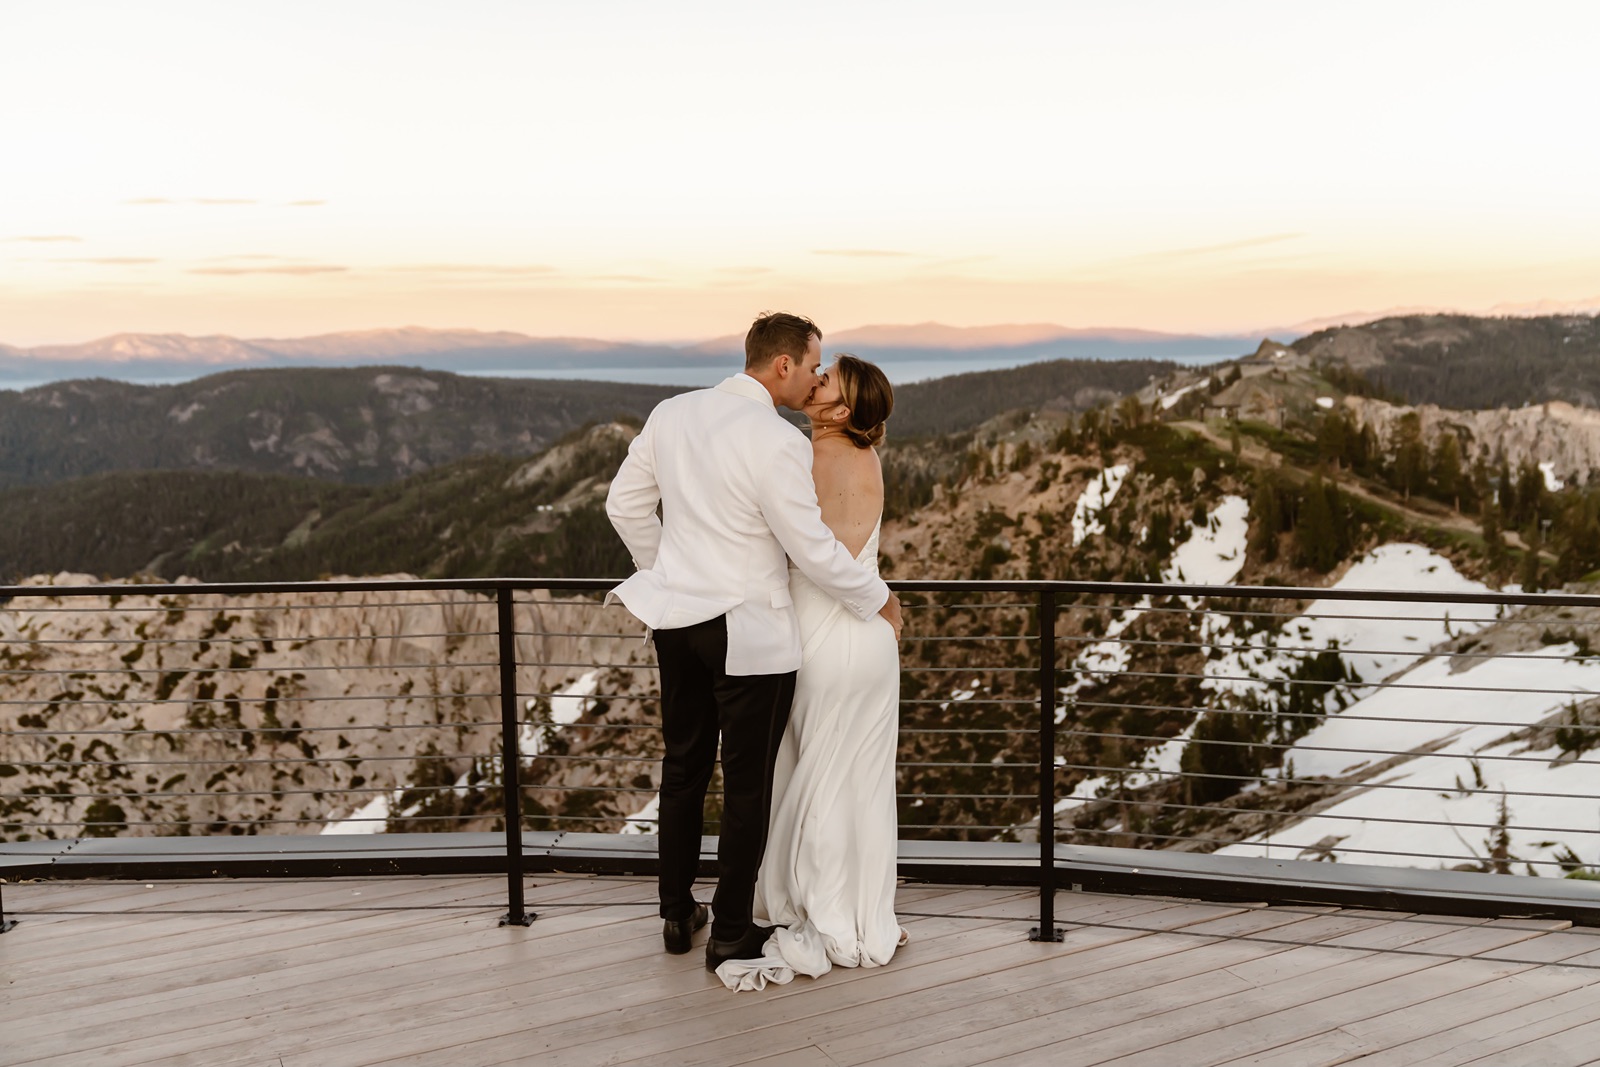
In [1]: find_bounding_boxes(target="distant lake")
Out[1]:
[459,351,1230,388]
[0,350,1232,393]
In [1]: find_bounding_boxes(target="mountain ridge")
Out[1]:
[0,322,1250,387]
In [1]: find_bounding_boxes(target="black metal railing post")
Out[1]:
[497,585,534,927]
[1031,589,1063,942]
[1,882,16,933]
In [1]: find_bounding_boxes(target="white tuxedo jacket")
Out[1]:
[606,374,890,676]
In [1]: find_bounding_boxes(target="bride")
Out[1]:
[717,354,904,992]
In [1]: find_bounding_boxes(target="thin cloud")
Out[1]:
[188,264,347,276]
[387,263,559,276]
[124,197,175,205]
[588,273,660,283]
[715,266,773,276]
[812,248,918,258]
[9,234,81,243]
[202,254,300,262]
[60,256,161,265]
[287,199,327,207]
[194,198,258,206]
[1138,233,1305,262]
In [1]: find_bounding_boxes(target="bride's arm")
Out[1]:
[758,433,890,622]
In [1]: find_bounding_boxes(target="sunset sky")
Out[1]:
[4,1,1598,346]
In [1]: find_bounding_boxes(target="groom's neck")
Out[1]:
[738,369,784,409]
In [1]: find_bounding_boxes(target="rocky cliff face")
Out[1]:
[1346,396,1600,486]
[0,575,659,839]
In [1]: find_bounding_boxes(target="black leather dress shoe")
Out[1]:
[705,926,771,971]
[663,903,708,954]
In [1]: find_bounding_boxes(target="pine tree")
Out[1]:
[1316,409,1348,471]
[1392,413,1428,500]
[1295,477,1340,573]
[1497,454,1515,522]
[1482,494,1508,576]
[1432,433,1463,511]
[1249,473,1282,562]
[1515,461,1545,529]
[1521,519,1543,591]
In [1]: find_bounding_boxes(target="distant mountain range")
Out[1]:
[0,323,1251,386]
[0,357,1176,491]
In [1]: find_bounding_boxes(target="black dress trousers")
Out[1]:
[651,615,796,943]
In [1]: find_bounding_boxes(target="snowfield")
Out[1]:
[1058,495,1251,807]
[1054,539,1535,848]
[1219,643,1600,872]
[1070,464,1129,545]
[1164,495,1249,586]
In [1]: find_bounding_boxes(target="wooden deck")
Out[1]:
[5,875,1600,1066]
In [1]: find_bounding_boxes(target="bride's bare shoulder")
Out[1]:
[813,438,882,488]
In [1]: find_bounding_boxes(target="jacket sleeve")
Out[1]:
[757,432,890,621]
[605,415,663,571]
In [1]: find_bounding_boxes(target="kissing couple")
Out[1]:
[606,311,905,991]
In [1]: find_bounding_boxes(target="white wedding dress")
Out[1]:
[716,519,903,991]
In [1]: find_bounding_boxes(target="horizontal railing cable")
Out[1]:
[1058,726,1594,765]
[1051,761,1600,801]
[1068,697,1600,733]
[1062,796,1600,838]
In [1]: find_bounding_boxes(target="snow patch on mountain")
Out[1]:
[1070,464,1129,546]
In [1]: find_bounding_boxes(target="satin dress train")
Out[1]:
[717,521,902,991]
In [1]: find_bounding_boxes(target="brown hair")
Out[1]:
[832,354,893,448]
[745,311,821,371]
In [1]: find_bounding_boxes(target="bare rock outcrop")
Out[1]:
[1347,396,1600,486]
[0,574,659,839]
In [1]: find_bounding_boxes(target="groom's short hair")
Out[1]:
[745,312,821,371]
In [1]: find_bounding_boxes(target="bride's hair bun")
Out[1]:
[834,354,893,449]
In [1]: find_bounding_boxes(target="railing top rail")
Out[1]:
[4,575,1600,611]
[0,577,616,599]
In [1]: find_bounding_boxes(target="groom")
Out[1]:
[606,311,902,969]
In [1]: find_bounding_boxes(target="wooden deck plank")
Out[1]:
[639,908,1344,1067]
[1341,980,1600,1067]
[5,881,676,1063]
[975,923,1565,1067]
[1455,1014,1600,1066]
[599,908,1383,1067]
[1092,959,1543,1067]
[600,920,1261,1066]
[1224,966,1600,1067]
[0,874,509,966]
[0,876,528,991]
[814,909,1415,1067]
[299,905,1045,1067]
[443,896,1220,1066]
[5,887,656,1053]
[50,891,1031,1067]
[832,921,1382,1062]
[5,875,1598,1067]
[883,921,1551,1067]
[3,876,656,1023]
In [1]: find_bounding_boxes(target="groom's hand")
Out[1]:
[879,592,903,641]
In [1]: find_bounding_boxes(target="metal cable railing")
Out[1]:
[6,574,1600,937]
